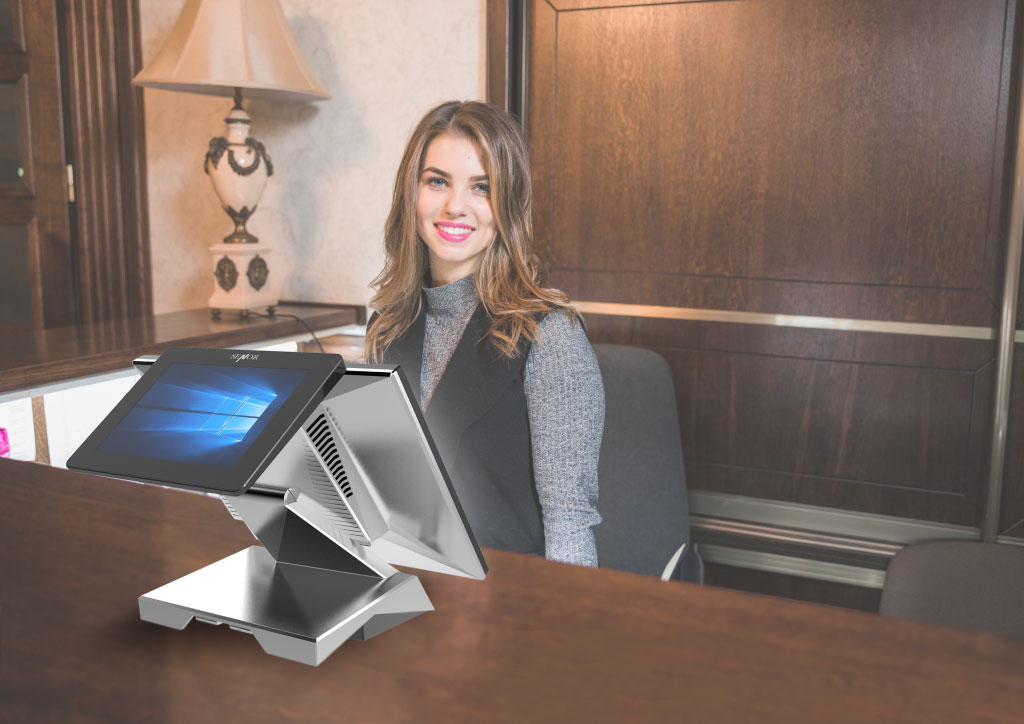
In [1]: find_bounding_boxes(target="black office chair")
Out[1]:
[879,540,1024,639]
[592,343,702,583]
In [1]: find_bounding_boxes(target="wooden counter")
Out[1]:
[2,458,1024,723]
[0,302,363,396]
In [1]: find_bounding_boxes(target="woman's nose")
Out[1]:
[443,189,466,217]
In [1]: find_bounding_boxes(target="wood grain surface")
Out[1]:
[534,0,1012,325]
[0,303,361,396]
[62,0,153,325]
[486,0,509,110]
[519,0,1017,529]
[2,458,1024,723]
[585,312,994,526]
[18,0,76,329]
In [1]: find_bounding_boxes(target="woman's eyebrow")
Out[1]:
[422,167,488,183]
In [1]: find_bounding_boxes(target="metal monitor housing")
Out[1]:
[131,356,487,666]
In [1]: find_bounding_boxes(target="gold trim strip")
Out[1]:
[573,300,1000,341]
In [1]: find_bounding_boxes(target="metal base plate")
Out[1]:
[139,546,433,666]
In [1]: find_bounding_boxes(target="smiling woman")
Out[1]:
[365,101,605,567]
[415,134,497,284]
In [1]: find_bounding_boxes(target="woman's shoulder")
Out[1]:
[524,307,603,399]
[536,306,587,343]
[526,306,597,369]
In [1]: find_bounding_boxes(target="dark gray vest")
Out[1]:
[378,302,544,556]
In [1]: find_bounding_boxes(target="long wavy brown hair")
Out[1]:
[365,100,580,362]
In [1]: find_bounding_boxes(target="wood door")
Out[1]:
[61,0,151,326]
[0,0,74,333]
[0,0,150,335]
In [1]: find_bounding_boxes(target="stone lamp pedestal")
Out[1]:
[208,243,275,318]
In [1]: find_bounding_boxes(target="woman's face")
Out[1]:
[416,133,496,286]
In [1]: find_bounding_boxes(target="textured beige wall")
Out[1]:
[140,0,486,314]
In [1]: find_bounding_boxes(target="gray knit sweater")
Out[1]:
[420,275,604,566]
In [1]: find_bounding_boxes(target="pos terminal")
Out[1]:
[68,347,487,666]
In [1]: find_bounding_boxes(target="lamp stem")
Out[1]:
[233,86,243,110]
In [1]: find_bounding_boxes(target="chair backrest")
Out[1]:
[879,541,1024,639]
[592,343,700,582]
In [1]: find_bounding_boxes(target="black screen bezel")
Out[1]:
[67,347,343,495]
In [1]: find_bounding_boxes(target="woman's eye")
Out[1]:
[473,183,491,196]
[425,176,447,188]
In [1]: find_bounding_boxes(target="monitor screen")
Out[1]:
[97,363,308,468]
[68,348,343,495]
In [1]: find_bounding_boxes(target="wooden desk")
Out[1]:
[0,302,363,396]
[2,459,1023,724]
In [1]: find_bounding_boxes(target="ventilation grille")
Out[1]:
[303,447,366,544]
[306,414,354,499]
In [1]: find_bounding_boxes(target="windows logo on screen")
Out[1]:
[198,395,273,441]
[97,363,307,468]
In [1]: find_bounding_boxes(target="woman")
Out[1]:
[366,101,604,566]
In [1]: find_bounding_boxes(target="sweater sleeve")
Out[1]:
[523,310,604,566]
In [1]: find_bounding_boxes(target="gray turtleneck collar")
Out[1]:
[423,273,478,317]
[420,274,479,408]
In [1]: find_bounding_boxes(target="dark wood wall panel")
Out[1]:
[530,0,557,262]
[691,355,972,493]
[62,0,151,325]
[522,0,1018,527]
[586,315,993,525]
[586,313,992,370]
[553,268,998,326]
[21,0,76,329]
[533,0,1015,326]
[486,0,509,110]
[554,0,1003,289]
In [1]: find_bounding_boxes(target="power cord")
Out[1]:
[247,310,325,353]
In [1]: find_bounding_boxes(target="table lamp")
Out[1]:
[133,0,330,317]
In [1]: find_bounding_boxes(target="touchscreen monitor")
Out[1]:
[68,348,343,494]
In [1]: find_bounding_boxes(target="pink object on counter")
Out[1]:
[0,427,9,458]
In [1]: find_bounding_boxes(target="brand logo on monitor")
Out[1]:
[230,353,260,363]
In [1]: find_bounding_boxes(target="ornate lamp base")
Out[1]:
[208,242,278,316]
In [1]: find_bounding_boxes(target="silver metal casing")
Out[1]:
[137,360,487,665]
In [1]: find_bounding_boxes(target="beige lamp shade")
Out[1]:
[133,0,330,102]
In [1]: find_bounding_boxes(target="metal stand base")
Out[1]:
[139,546,433,666]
